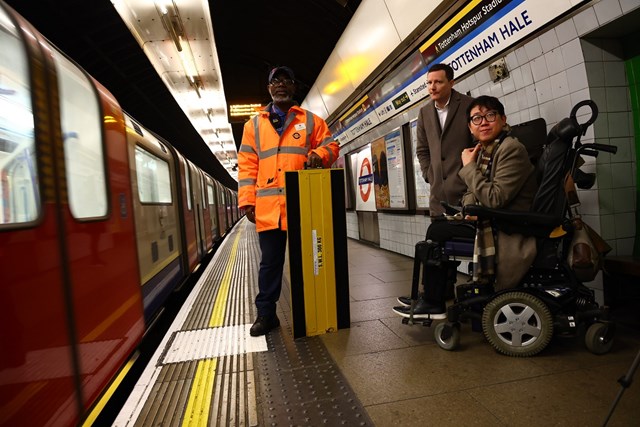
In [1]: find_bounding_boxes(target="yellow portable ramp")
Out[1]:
[285,168,350,338]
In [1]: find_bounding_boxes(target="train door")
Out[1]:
[216,180,227,235]
[175,151,200,270]
[0,10,81,425]
[189,162,206,255]
[0,7,144,424]
[127,120,185,319]
[205,175,219,243]
[225,187,233,229]
[199,170,213,251]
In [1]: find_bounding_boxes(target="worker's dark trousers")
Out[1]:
[256,228,287,317]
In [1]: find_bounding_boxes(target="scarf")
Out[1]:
[471,135,504,284]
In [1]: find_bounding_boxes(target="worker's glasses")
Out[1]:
[269,78,294,87]
[470,111,498,125]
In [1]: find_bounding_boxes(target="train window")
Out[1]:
[207,183,214,206]
[0,9,40,225]
[134,146,172,204]
[53,50,107,219]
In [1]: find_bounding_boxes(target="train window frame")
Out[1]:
[52,49,108,220]
[185,160,192,211]
[0,8,41,227]
[134,145,172,205]
[200,172,207,210]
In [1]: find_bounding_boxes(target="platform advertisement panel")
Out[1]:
[409,120,430,209]
[383,129,407,209]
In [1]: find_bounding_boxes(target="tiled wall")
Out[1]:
[349,0,640,304]
[378,213,430,257]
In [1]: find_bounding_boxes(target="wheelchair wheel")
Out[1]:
[434,322,460,351]
[585,322,614,355]
[482,292,553,357]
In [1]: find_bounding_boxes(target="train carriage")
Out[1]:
[0,2,238,425]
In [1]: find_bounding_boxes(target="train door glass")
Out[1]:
[134,146,171,203]
[52,50,106,219]
[207,181,216,227]
[0,10,39,225]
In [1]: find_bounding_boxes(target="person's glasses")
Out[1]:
[269,78,294,87]
[470,111,498,125]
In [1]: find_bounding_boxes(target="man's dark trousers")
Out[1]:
[256,228,287,317]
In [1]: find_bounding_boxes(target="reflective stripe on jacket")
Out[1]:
[238,104,339,232]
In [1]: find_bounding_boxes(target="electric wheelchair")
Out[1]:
[403,100,617,357]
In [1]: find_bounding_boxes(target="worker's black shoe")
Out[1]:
[250,315,280,336]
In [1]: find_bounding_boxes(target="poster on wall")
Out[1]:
[410,120,430,209]
[371,129,408,210]
[354,145,376,212]
[334,156,352,209]
[370,137,388,208]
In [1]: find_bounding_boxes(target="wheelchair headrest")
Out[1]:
[547,99,599,144]
[548,117,580,143]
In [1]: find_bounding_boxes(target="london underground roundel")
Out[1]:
[358,157,373,202]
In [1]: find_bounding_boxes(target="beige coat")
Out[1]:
[459,135,538,290]
[416,89,475,216]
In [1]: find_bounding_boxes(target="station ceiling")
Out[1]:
[4,0,360,189]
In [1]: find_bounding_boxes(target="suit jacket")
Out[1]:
[459,134,539,289]
[416,89,474,216]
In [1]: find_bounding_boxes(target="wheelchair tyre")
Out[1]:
[482,292,553,357]
[585,322,614,355]
[434,322,460,351]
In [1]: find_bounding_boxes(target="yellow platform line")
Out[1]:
[209,230,242,328]
[182,228,243,426]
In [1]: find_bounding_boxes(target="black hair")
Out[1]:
[427,63,454,81]
[466,95,505,121]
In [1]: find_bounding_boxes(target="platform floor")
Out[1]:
[116,218,640,426]
[320,237,640,426]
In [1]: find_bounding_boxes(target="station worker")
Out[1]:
[238,66,339,337]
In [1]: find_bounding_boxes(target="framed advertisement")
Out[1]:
[373,128,408,210]
[410,119,430,210]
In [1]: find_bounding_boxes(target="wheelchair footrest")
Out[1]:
[401,317,433,327]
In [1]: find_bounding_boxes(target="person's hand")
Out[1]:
[464,215,478,221]
[306,152,323,168]
[461,143,481,166]
[244,205,256,224]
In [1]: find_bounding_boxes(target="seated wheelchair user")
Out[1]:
[394,96,617,357]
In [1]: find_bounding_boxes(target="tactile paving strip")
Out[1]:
[255,314,372,426]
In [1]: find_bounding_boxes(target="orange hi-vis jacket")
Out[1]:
[238,104,339,232]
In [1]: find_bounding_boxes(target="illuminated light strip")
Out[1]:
[419,0,482,52]
[209,231,242,327]
[0,381,47,424]
[82,352,139,427]
[182,358,217,427]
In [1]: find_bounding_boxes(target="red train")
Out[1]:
[0,3,239,425]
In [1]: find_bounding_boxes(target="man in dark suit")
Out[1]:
[395,63,474,313]
[416,63,475,217]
